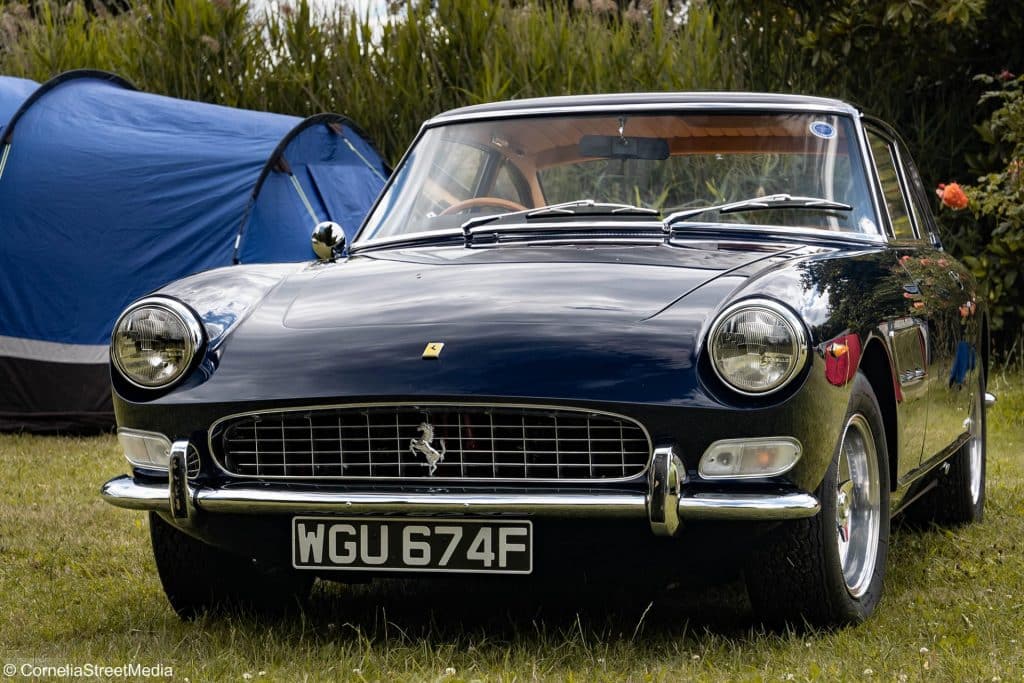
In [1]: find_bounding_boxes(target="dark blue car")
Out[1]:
[102,93,991,626]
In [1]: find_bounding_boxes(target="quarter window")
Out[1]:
[867,132,916,241]
[898,143,940,245]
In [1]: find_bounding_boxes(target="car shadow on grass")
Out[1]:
[288,572,757,642]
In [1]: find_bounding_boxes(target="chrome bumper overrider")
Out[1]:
[102,446,820,535]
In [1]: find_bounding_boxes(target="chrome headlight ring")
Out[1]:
[706,298,809,397]
[111,297,205,391]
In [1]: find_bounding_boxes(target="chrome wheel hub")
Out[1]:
[835,414,880,598]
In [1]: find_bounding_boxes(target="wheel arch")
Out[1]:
[858,336,899,491]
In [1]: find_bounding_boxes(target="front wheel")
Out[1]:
[745,372,890,627]
[149,513,312,619]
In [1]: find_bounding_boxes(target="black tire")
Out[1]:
[149,513,312,619]
[745,372,891,627]
[904,371,986,526]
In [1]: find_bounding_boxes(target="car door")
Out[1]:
[865,127,930,479]
[894,140,978,462]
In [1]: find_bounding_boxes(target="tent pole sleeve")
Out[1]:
[342,136,387,183]
[289,173,320,225]
[0,143,10,181]
[232,196,257,264]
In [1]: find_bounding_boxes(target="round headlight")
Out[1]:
[111,298,203,389]
[708,299,807,395]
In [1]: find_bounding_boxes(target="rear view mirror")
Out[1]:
[579,134,669,161]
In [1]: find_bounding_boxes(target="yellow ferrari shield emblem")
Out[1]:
[422,342,445,359]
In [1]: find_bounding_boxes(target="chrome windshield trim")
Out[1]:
[427,101,859,127]
[206,401,653,485]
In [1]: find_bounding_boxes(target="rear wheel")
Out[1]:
[745,372,890,627]
[905,370,986,526]
[149,513,312,619]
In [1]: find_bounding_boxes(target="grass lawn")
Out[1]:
[1,372,1022,682]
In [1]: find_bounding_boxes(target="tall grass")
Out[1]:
[0,0,737,164]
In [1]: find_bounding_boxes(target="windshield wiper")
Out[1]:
[461,199,659,231]
[663,194,852,229]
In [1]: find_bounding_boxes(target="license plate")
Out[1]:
[291,516,533,574]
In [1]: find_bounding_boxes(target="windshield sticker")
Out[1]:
[809,121,836,139]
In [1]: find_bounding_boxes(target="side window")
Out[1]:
[867,131,917,241]
[897,143,940,246]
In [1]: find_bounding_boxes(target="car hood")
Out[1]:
[283,242,796,328]
[148,241,810,407]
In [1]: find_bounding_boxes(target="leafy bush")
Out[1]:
[959,74,1024,337]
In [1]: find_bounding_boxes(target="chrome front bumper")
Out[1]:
[101,445,820,536]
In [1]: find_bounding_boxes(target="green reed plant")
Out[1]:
[0,0,736,163]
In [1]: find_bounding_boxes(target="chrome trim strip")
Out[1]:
[198,488,646,517]
[100,475,820,521]
[207,402,653,485]
[667,223,885,246]
[354,219,885,253]
[100,476,171,512]
[677,492,820,519]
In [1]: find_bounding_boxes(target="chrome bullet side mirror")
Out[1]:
[311,221,346,261]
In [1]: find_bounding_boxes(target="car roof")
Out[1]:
[428,92,862,125]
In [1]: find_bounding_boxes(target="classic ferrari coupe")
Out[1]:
[102,93,990,626]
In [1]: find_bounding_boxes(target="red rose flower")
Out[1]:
[936,182,969,210]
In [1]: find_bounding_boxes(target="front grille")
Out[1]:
[212,405,650,482]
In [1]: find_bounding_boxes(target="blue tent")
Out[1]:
[0,75,37,160]
[236,112,387,262]
[0,70,387,431]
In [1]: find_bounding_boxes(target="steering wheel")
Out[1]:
[439,197,528,216]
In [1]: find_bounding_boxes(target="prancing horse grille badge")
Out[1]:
[422,342,445,359]
[410,422,446,475]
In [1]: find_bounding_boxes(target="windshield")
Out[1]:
[358,111,880,243]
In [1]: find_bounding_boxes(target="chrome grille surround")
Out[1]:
[209,403,651,483]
